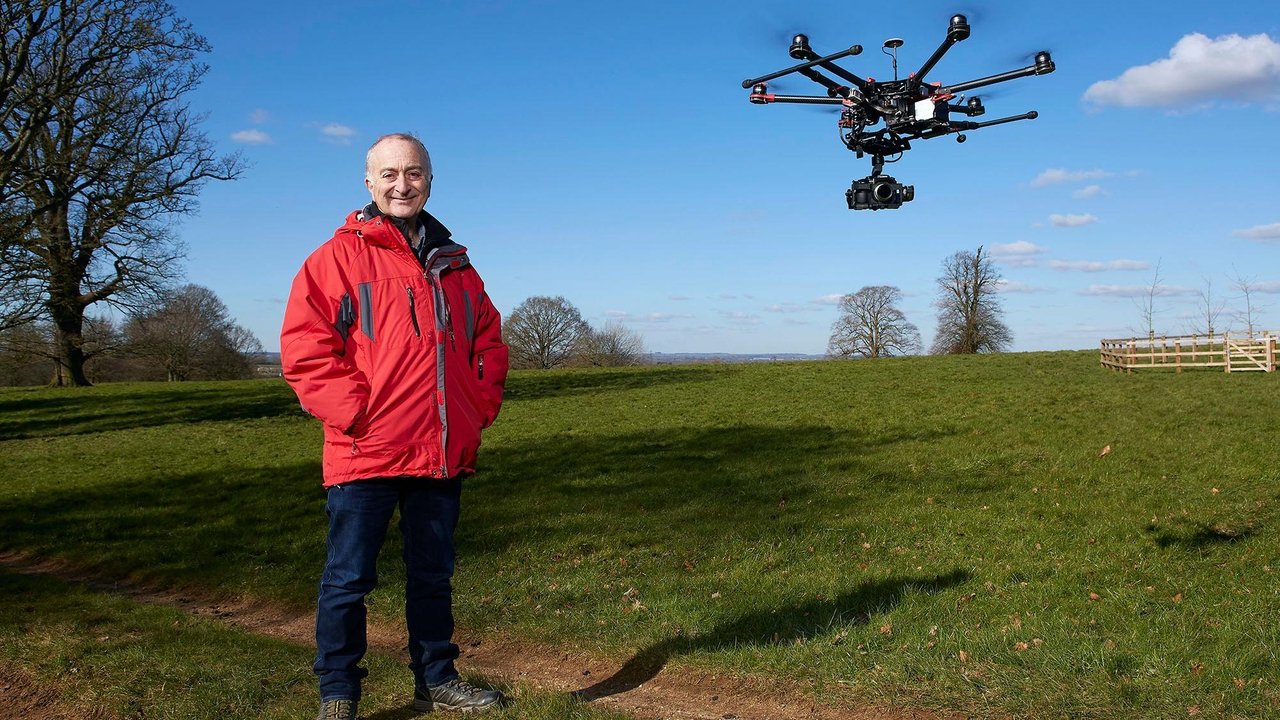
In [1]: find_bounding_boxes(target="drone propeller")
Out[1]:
[1003,48,1055,66]
[747,7,824,50]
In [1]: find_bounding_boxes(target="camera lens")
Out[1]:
[872,182,896,203]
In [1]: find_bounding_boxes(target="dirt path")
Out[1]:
[0,552,963,720]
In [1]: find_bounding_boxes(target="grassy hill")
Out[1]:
[2,351,1277,718]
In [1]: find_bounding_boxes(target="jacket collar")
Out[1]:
[358,202,453,248]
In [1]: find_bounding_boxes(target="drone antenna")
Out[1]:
[882,38,903,81]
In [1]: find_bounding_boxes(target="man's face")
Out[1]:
[365,138,431,220]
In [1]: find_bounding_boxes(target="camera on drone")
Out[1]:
[847,174,914,210]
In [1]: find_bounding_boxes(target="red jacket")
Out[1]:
[281,208,509,486]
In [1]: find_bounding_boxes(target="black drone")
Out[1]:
[743,14,1055,210]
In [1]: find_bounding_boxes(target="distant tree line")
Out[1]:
[502,295,647,370]
[0,283,262,386]
[827,245,1010,359]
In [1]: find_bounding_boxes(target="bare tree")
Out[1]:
[502,295,590,369]
[0,1,57,201]
[0,0,244,385]
[0,313,122,385]
[1134,260,1163,340]
[575,321,647,367]
[0,321,52,386]
[123,284,260,381]
[1189,277,1227,339]
[931,246,1011,354]
[827,285,921,359]
[0,218,43,332]
[1231,268,1269,337]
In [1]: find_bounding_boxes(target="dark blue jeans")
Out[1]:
[314,477,462,702]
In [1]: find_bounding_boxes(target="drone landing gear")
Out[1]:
[846,154,914,211]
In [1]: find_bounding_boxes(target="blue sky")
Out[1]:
[169,0,1280,355]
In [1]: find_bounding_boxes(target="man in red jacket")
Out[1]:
[281,133,509,720]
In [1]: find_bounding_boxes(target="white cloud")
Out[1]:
[1073,185,1105,199]
[1232,222,1280,241]
[668,294,690,301]
[1256,281,1280,293]
[1051,259,1150,272]
[765,303,819,313]
[606,310,693,323]
[989,240,1048,267]
[231,129,271,144]
[1083,32,1280,108]
[1032,168,1112,187]
[321,123,357,143]
[718,310,761,325]
[811,294,844,306]
[1080,284,1197,297]
[996,280,1044,293]
[249,108,270,124]
[1049,213,1099,227]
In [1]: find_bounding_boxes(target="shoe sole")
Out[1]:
[413,698,498,714]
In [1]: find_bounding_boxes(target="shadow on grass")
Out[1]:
[1,414,957,605]
[465,423,958,553]
[503,365,724,403]
[572,569,971,701]
[0,458,326,600]
[0,381,306,440]
[0,366,717,441]
[1147,521,1256,550]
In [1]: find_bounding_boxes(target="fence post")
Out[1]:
[1176,338,1182,374]
[1127,338,1135,373]
[1224,332,1231,373]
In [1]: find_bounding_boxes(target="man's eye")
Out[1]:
[408,171,423,180]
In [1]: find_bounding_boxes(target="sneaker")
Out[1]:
[413,677,503,713]
[317,697,357,720]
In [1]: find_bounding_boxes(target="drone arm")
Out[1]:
[920,111,1038,139]
[741,44,863,89]
[795,67,853,97]
[911,15,972,91]
[814,59,870,92]
[966,110,1039,129]
[749,93,845,106]
[939,52,1055,95]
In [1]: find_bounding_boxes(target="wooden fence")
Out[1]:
[1100,332,1277,373]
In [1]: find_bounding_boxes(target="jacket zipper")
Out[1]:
[478,353,485,380]
[407,286,421,337]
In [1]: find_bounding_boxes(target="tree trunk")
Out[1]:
[50,310,92,387]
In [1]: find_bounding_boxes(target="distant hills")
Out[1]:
[648,352,825,364]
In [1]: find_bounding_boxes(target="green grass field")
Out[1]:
[2,351,1277,718]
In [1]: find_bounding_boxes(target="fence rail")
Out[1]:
[1100,332,1277,373]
